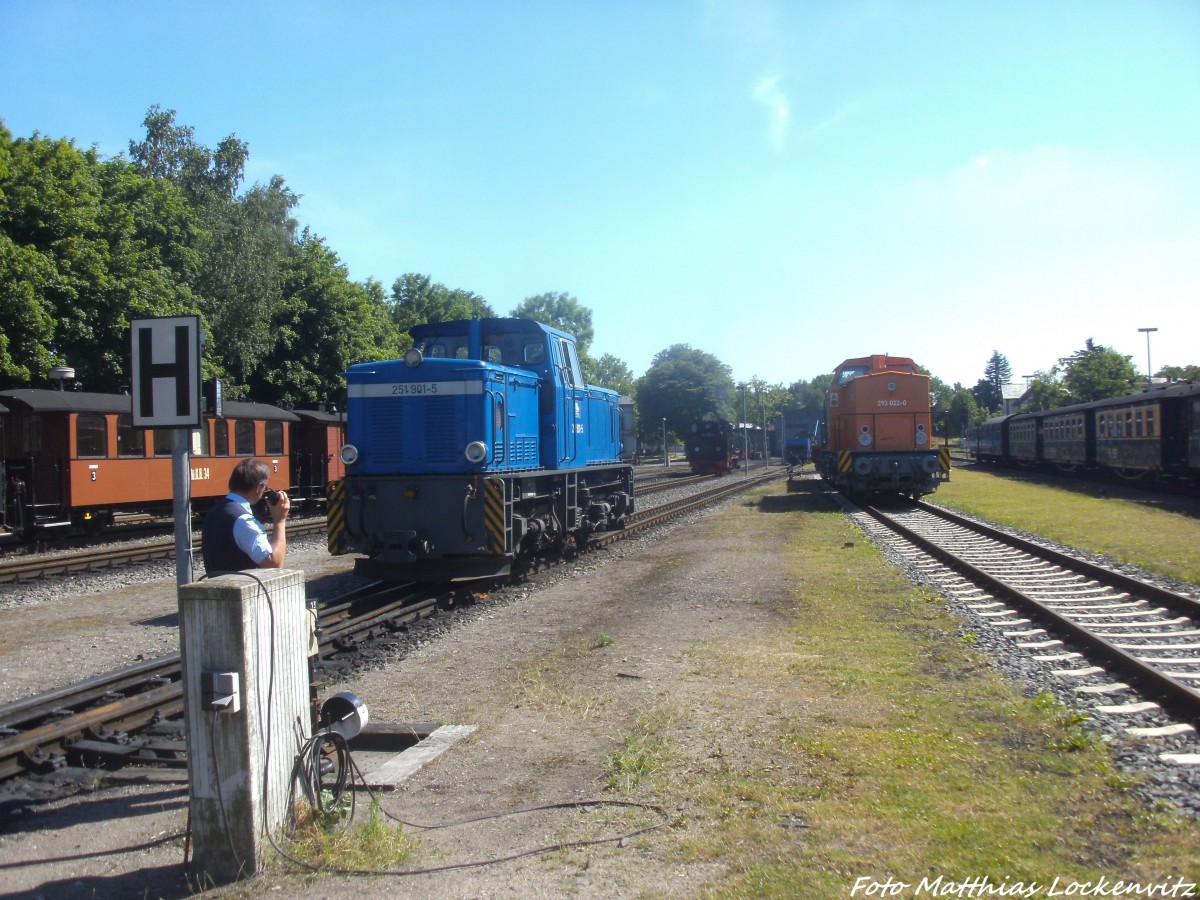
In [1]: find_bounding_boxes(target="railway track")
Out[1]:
[0,474,721,585]
[856,499,1200,756]
[0,468,784,785]
[0,516,327,585]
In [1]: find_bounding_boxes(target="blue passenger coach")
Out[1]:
[329,318,634,581]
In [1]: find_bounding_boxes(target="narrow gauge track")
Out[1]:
[0,475,718,585]
[0,468,784,785]
[859,499,1200,748]
[0,516,330,585]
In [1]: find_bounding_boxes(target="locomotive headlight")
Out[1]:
[403,347,423,368]
[464,441,488,464]
[339,444,360,465]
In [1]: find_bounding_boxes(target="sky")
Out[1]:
[3,0,1198,390]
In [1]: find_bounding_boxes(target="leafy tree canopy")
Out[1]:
[390,273,494,349]
[1060,338,1139,403]
[1022,371,1072,411]
[585,352,635,396]
[635,344,735,442]
[0,120,200,390]
[1158,364,1200,382]
[250,229,399,405]
[971,350,1012,413]
[787,373,833,412]
[510,291,594,356]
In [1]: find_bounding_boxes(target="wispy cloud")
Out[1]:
[752,74,789,151]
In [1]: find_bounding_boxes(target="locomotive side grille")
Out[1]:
[367,402,406,466]
[512,437,538,465]
[424,397,463,465]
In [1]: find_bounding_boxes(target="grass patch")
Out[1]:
[511,650,609,721]
[281,798,419,872]
[935,468,1200,583]
[607,481,1200,897]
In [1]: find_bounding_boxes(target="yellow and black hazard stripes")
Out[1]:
[327,480,347,554]
[838,450,853,473]
[938,446,952,472]
[483,477,508,556]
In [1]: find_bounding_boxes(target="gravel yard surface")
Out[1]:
[0,478,1197,898]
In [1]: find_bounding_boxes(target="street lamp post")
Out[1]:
[662,418,669,467]
[1138,327,1157,390]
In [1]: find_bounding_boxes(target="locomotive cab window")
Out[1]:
[76,413,108,458]
[234,420,255,455]
[559,339,584,388]
[837,366,869,385]
[117,414,145,457]
[523,342,545,364]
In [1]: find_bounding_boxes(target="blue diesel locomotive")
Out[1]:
[328,318,634,581]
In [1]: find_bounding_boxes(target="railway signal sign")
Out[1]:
[130,315,202,428]
[130,315,203,586]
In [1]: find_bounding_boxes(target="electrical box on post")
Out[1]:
[201,671,241,714]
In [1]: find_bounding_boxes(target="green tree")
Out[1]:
[129,106,299,394]
[509,291,594,356]
[1158,364,1200,382]
[390,273,494,348]
[635,344,735,445]
[584,352,635,395]
[971,350,1012,413]
[1022,371,1072,411]
[788,373,833,412]
[0,122,199,390]
[1061,339,1139,403]
[128,104,248,204]
[251,230,398,404]
[945,383,983,436]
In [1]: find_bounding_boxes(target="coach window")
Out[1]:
[191,425,209,456]
[117,414,145,457]
[235,420,256,455]
[265,420,284,455]
[152,427,173,457]
[1147,409,1156,437]
[76,413,108,458]
[214,419,229,456]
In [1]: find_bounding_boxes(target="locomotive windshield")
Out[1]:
[414,331,548,369]
[836,363,916,385]
[416,337,470,359]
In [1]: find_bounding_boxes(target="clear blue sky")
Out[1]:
[3,0,1198,389]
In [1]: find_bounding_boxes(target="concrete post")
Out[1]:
[179,569,311,884]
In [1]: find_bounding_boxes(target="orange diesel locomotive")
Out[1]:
[816,355,949,498]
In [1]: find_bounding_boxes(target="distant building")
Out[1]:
[1001,383,1026,415]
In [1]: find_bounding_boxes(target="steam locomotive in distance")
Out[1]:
[816,354,950,498]
[328,318,633,582]
[684,418,736,475]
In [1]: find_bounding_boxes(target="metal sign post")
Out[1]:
[131,316,202,586]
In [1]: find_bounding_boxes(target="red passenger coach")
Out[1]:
[0,389,298,536]
[290,406,346,507]
[816,355,950,498]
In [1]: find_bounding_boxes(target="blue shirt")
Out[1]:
[225,493,273,565]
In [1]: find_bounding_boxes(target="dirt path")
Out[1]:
[0,489,795,898]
